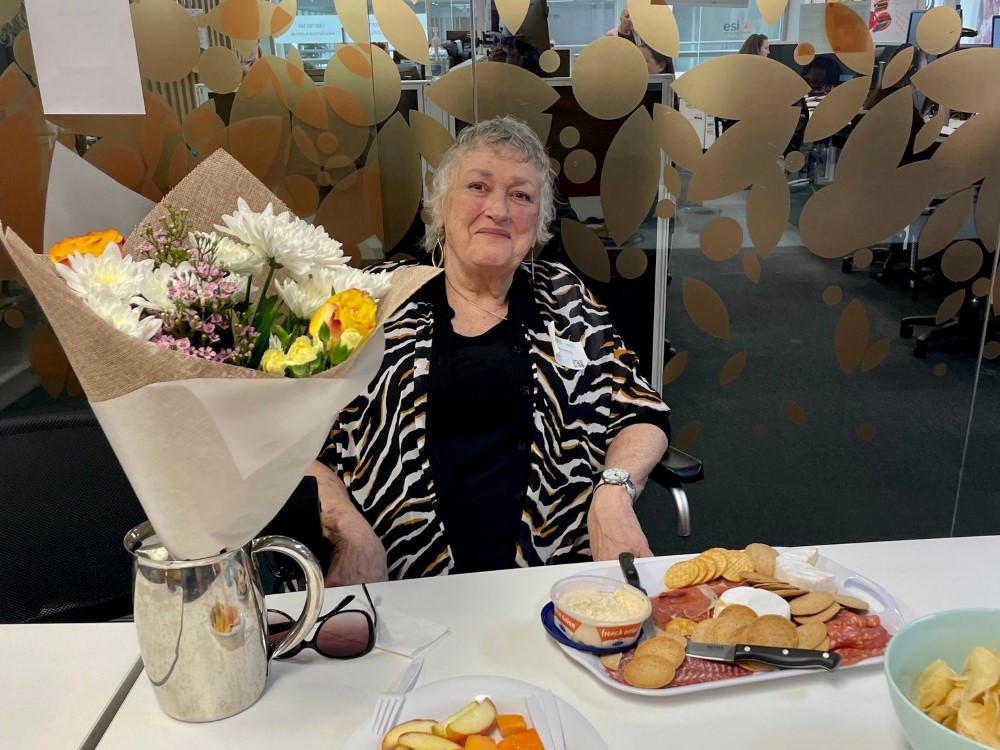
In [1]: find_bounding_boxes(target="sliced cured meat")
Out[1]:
[836,646,887,667]
[651,585,717,628]
[707,579,744,597]
[826,610,891,656]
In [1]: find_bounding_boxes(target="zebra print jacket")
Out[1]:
[320,260,670,579]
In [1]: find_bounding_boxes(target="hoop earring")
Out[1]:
[530,252,535,281]
[433,235,445,268]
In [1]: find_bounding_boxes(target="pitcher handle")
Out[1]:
[251,535,325,660]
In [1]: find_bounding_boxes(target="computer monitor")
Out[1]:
[993,16,1000,48]
[907,10,926,46]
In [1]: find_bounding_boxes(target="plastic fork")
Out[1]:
[370,657,425,738]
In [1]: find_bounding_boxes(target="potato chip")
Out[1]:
[915,659,958,711]
[962,646,1000,703]
[912,645,1000,748]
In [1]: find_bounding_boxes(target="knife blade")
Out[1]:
[617,552,657,641]
[685,641,841,671]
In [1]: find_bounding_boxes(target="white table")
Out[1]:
[94,536,1000,749]
[0,623,141,750]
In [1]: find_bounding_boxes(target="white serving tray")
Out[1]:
[555,551,908,697]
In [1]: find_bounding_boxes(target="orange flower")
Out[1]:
[49,229,123,265]
[308,288,377,351]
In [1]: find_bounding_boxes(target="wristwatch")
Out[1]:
[596,468,636,502]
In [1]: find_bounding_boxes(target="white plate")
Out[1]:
[341,675,608,750]
[555,552,908,697]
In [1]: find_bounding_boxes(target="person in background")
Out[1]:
[640,43,674,75]
[606,8,642,46]
[739,33,770,57]
[310,116,670,584]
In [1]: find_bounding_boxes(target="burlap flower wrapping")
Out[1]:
[2,150,437,560]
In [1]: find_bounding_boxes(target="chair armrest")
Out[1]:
[650,446,704,488]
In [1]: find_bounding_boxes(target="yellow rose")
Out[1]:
[261,348,288,376]
[308,299,341,343]
[340,328,363,352]
[286,336,323,366]
[329,289,377,339]
[49,229,123,265]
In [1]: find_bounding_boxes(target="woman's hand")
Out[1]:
[587,484,654,560]
[307,461,389,586]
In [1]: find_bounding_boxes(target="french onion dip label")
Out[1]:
[558,588,647,622]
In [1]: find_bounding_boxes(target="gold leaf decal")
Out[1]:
[663,164,681,197]
[746,168,790,257]
[719,351,747,386]
[271,0,297,37]
[700,216,743,261]
[229,116,287,181]
[935,289,966,325]
[316,163,381,262]
[28,322,69,398]
[826,2,874,75]
[572,37,648,121]
[834,298,869,374]
[940,240,982,283]
[336,0,371,44]
[916,7,963,56]
[753,424,768,437]
[601,107,658,245]
[662,350,688,385]
[372,0,428,65]
[853,248,873,269]
[794,43,815,66]
[756,0,788,27]
[409,111,454,168]
[564,149,597,184]
[860,337,891,372]
[653,103,703,172]
[0,0,20,25]
[914,111,948,154]
[560,127,580,149]
[199,0,259,40]
[882,46,915,89]
[198,46,243,94]
[367,112,422,252]
[292,125,320,164]
[784,151,805,173]
[616,247,648,279]
[324,44,401,126]
[785,401,806,427]
[275,174,320,218]
[628,0,680,58]
[856,423,876,441]
[561,218,610,282]
[823,285,843,305]
[132,0,201,82]
[13,29,34,80]
[975,166,1000,253]
[672,55,809,120]
[540,49,560,74]
[983,341,1000,360]
[427,62,559,125]
[911,48,1000,116]
[682,278,730,340]
[3,308,25,328]
[495,0,530,34]
[972,277,992,298]
[293,87,329,130]
[655,200,676,219]
[933,363,948,377]
[743,251,761,284]
[917,188,974,260]
[804,76,871,142]
[673,420,701,451]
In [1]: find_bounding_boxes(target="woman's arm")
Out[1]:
[306,460,388,586]
[587,422,669,561]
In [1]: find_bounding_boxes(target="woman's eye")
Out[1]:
[512,192,533,203]
[468,182,486,192]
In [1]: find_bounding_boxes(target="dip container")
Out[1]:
[550,575,651,649]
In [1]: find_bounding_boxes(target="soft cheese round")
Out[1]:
[714,586,792,619]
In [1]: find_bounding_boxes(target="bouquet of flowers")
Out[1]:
[2,151,436,560]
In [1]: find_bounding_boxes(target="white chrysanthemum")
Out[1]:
[215,198,349,278]
[88,293,162,341]
[275,276,330,320]
[54,244,153,302]
[133,261,192,312]
[324,265,394,301]
[192,231,266,276]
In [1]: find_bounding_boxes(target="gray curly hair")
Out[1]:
[422,115,555,253]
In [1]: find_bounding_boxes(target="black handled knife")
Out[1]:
[617,552,657,641]
[685,641,842,671]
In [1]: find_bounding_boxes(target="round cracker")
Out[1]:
[599,652,624,671]
[771,588,810,599]
[711,615,750,645]
[740,614,798,648]
[665,618,696,637]
[664,559,700,589]
[795,621,828,650]
[623,654,676,689]
[789,591,835,617]
[636,636,685,667]
[657,629,690,647]
[817,636,831,651]
[717,604,758,629]
[833,593,870,611]
[691,618,721,643]
[794,601,841,625]
[744,543,778,576]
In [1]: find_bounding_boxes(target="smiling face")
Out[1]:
[441,146,542,280]
[619,9,633,34]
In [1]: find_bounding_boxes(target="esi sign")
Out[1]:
[722,21,753,34]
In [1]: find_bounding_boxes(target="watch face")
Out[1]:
[603,468,629,484]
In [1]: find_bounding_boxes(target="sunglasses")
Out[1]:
[267,583,377,660]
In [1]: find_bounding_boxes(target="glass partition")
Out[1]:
[1,0,996,551]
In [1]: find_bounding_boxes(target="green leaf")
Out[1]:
[287,363,311,378]
[318,322,331,349]
[273,324,291,351]
[329,343,350,365]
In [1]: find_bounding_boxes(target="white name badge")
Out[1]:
[414,357,430,377]
[554,337,588,370]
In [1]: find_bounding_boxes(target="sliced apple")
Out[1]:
[395,731,462,750]
[381,720,437,750]
[435,697,497,742]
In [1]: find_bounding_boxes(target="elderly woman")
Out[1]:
[309,116,670,583]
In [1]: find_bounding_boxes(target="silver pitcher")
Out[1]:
[124,522,324,722]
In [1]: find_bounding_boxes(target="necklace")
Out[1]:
[445,276,508,322]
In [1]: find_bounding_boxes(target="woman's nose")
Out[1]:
[483,191,510,220]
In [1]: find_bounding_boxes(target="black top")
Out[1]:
[423,274,537,573]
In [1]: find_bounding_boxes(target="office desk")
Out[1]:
[0,623,141,750]
[94,536,1000,750]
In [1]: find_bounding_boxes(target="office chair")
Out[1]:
[648,446,701,538]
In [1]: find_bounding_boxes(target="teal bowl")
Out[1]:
[884,608,1000,750]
